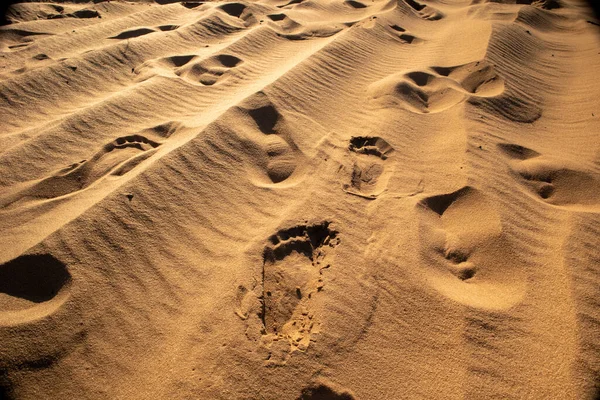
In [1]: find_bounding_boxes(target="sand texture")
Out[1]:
[0,0,599,398]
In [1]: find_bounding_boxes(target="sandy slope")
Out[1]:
[0,0,599,398]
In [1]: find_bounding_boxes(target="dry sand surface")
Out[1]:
[0,0,599,398]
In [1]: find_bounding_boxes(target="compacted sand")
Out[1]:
[0,0,599,398]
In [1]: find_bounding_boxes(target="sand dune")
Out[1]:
[0,0,599,398]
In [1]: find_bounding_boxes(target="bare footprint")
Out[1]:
[298,380,355,400]
[471,0,561,10]
[386,24,422,44]
[4,3,99,23]
[343,136,395,199]
[259,222,339,356]
[418,186,526,310]
[0,252,83,371]
[0,254,71,325]
[133,54,198,82]
[176,54,243,86]
[403,0,444,21]
[431,61,505,96]
[109,28,157,40]
[344,0,368,9]
[237,93,306,186]
[499,143,600,211]
[0,135,161,207]
[369,61,504,114]
[219,3,248,18]
[0,29,52,52]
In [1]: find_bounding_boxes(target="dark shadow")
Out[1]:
[109,28,155,40]
[420,186,472,216]
[0,254,70,303]
[248,104,281,134]
[219,3,246,18]
[298,384,355,400]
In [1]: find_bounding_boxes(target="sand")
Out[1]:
[0,0,599,398]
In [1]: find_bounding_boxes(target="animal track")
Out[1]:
[260,222,339,353]
[499,143,600,211]
[403,0,444,21]
[418,186,526,310]
[0,254,71,324]
[343,137,395,199]
[369,61,504,114]
[176,54,243,86]
[0,135,161,207]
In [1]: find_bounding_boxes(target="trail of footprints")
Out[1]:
[1,0,588,392]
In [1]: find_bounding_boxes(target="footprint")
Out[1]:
[0,254,71,324]
[176,54,243,86]
[0,253,84,371]
[48,8,100,19]
[403,0,444,20]
[369,60,504,114]
[237,93,305,186]
[182,1,203,8]
[387,24,422,44]
[497,143,541,160]
[260,222,339,353]
[0,135,161,207]
[298,381,355,400]
[163,55,197,68]
[344,0,368,8]
[219,3,247,18]
[133,54,198,82]
[431,61,505,96]
[278,0,306,8]
[343,136,395,199]
[0,29,51,52]
[218,2,259,26]
[5,3,100,22]
[272,17,345,41]
[499,143,600,211]
[472,0,562,10]
[417,186,526,310]
[267,13,287,21]
[529,0,562,10]
[157,24,179,32]
[109,28,157,40]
